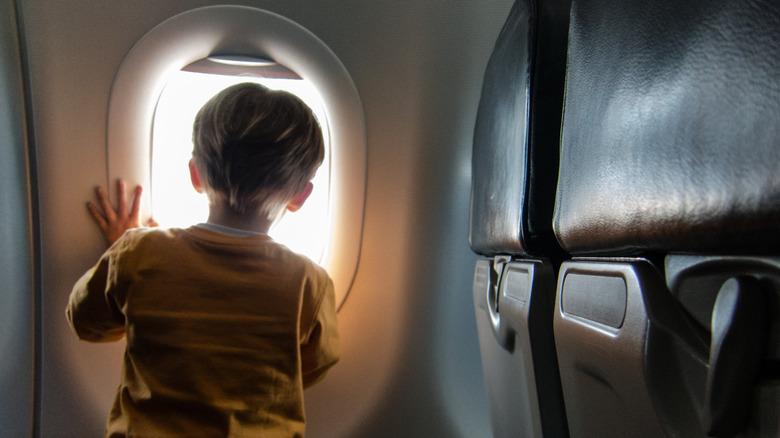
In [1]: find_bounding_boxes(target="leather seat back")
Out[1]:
[555,0,780,256]
[470,0,568,259]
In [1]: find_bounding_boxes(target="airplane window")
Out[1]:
[151,57,331,263]
[106,5,365,307]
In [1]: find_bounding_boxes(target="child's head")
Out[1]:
[191,82,324,220]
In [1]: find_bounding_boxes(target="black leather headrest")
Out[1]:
[470,0,569,258]
[554,0,780,256]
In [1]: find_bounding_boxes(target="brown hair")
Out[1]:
[192,82,324,219]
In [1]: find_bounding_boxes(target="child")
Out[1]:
[67,83,339,437]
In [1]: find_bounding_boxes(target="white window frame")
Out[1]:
[106,5,366,308]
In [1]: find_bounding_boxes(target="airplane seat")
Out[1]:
[469,0,570,436]
[553,0,780,436]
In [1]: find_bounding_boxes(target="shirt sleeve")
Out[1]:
[300,270,340,388]
[66,244,127,343]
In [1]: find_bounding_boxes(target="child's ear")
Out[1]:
[286,182,314,212]
[189,158,203,194]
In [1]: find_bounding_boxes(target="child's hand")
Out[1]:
[87,179,158,245]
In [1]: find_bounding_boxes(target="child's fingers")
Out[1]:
[87,202,109,232]
[116,179,128,216]
[130,185,143,220]
[95,187,117,222]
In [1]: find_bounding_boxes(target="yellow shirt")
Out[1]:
[67,226,339,437]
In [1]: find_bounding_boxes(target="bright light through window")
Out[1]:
[151,69,331,263]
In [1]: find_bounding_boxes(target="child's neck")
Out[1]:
[207,204,273,234]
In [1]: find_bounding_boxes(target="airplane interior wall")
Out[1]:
[1,0,35,436]
[15,0,514,436]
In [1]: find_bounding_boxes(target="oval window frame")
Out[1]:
[106,5,366,308]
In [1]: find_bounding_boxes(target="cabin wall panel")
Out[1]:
[0,0,34,436]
